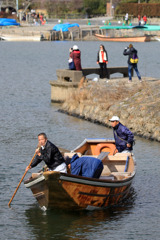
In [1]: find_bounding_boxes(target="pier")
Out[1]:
[50,67,133,103]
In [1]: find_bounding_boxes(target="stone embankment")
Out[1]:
[59,77,160,142]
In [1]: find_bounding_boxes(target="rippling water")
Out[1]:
[0,41,160,240]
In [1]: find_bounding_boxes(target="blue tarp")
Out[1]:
[0,18,20,26]
[53,23,79,32]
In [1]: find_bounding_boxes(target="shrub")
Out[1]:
[115,3,160,17]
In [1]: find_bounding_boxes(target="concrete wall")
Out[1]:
[50,81,78,103]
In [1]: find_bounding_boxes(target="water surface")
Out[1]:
[0,41,160,240]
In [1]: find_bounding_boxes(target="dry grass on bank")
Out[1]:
[64,79,160,113]
[62,79,160,141]
[66,80,145,110]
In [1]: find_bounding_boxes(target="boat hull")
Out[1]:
[24,171,134,210]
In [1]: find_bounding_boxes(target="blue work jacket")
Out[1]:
[70,154,103,178]
[113,122,134,152]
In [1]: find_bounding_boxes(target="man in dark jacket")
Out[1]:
[66,153,103,178]
[26,133,67,173]
[109,116,134,153]
[123,44,142,83]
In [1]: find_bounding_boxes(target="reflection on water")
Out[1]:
[25,188,136,240]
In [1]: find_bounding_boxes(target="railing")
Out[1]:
[56,67,133,83]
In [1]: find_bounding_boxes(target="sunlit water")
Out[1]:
[0,41,160,240]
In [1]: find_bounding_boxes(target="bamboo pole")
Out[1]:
[8,151,37,207]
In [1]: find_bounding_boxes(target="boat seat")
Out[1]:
[111,172,131,176]
[81,152,109,161]
[107,153,131,161]
[99,175,115,180]
[111,172,131,180]
[32,173,42,179]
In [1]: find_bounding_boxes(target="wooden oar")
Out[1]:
[8,151,37,207]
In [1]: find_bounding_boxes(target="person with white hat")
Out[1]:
[69,45,82,71]
[109,116,134,153]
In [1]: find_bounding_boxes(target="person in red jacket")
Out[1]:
[138,15,141,26]
[143,15,147,25]
[70,45,82,71]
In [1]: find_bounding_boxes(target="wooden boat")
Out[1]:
[95,33,150,42]
[24,138,136,210]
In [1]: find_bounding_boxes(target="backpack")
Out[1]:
[130,52,139,64]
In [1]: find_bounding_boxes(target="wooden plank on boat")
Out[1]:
[107,153,131,161]
[97,152,109,161]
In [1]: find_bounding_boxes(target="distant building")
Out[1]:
[106,0,121,16]
[0,0,17,12]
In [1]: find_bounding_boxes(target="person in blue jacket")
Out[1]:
[123,44,141,83]
[109,116,134,153]
[65,153,103,178]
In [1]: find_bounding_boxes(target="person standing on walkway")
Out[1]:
[109,116,134,153]
[70,45,82,71]
[143,15,147,25]
[125,13,129,25]
[68,47,75,70]
[123,44,142,83]
[138,15,141,26]
[97,44,108,79]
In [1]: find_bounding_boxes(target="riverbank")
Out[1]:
[59,77,160,142]
[0,17,160,41]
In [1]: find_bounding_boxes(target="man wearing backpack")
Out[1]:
[123,44,142,83]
